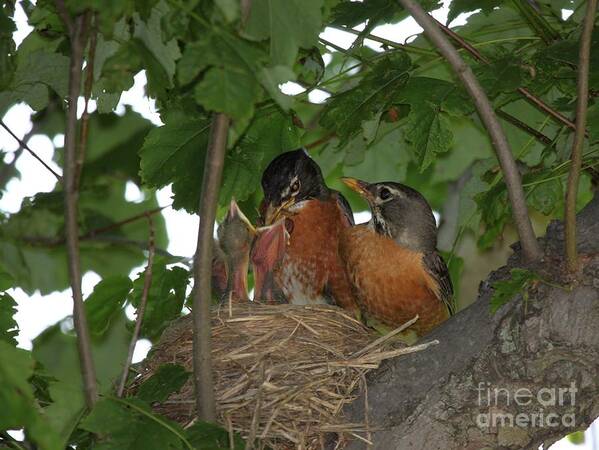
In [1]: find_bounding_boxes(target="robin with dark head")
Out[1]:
[340,178,454,336]
[259,149,357,310]
[214,199,256,302]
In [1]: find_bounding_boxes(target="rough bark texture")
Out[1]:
[344,194,599,450]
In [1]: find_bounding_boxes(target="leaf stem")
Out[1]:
[192,113,230,421]
[396,0,542,261]
[60,7,98,409]
[565,0,598,272]
[116,213,156,397]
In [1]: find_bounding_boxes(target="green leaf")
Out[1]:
[136,363,190,403]
[0,291,18,345]
[528,178,562,216]
[133,1,181,85]
[186,421,245,449]
[447,0,503,24]
[32,314,130,448]
[80,397,187,450]
[85,276,133,337]
[0,341,61,450]
[130,260,189,340]
[474,56,529,98]
[139,117,212,212]
[489,268,539,313]
[405,101,453,170]
[193,66,261,122]
[320,51,411,144]
[245,0,323,67]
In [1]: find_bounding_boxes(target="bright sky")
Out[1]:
[1,1,595,447]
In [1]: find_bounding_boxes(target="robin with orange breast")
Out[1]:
[340,177,454,336]
[258,149,357,310]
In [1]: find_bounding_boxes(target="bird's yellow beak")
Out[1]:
[226,198,256,235]
[341,177,373,201]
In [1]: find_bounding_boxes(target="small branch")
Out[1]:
[62,10,98,409]
[434,18,579,134]
[0,120,63,181]
[117,214,156,397]
[0,124,39,187]
[565,0,597,272]
[81,205,168,240]
[192,113,230,422]
[54,0,74,36]
[305,132,336,150]
[76,14,97,189]
[396,0,542,261]
[495,109,553,146]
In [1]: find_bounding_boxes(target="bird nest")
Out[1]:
[129,303,437,449]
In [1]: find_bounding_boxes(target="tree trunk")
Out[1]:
[343,194,599,450]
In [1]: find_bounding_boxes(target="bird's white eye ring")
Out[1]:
[379,187,392,200]
[290,181,300,193]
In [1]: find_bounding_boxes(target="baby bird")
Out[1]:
[215,199,256,302]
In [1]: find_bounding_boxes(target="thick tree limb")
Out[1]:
[192,113,230,422]
[396,0,542,262]
[62,11,98,409]
[565,0,597,272]
[117,214,156,397]
[0,120,62,181]
[343,194,599,449]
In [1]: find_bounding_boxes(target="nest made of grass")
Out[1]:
[129,303,437,449]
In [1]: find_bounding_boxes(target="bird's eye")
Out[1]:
[379,187,392,200]
[290,181,300,193]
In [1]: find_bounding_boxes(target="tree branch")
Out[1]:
[61,10,98,409]
[396,0,542,261]
[75,14,97,189]
[192,113,230,421]
[564,0,597,272]
[495,109,553,146]
[0,124,39,188]
[0,121,62,181]
[434,18,579,134]
[117,214,156,397]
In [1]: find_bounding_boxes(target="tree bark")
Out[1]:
[343,194,599,449]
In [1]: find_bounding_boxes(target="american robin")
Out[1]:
[259,149,358,310]
[340,177,454,336]
[250,219,289,303]
[214,199,256,302]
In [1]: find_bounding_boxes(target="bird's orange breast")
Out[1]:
[340,225,448,335]
[275,199,356,309]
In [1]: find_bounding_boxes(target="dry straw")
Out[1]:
[129,303,437,449]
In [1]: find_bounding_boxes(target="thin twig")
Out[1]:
[0,121,62,181]
[192,112,231,421]
[397,0,542,261]
[54,0,74,36]
[81,205,168,239]
[117,214,156,397]
[0,124,39,187]
[565,0,597,272]
[76,14,97,189]
[62,10,98,409]
[434,18,579,134]
[495,109,553,146]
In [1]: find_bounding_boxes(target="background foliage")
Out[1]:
[0,0,597,448]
